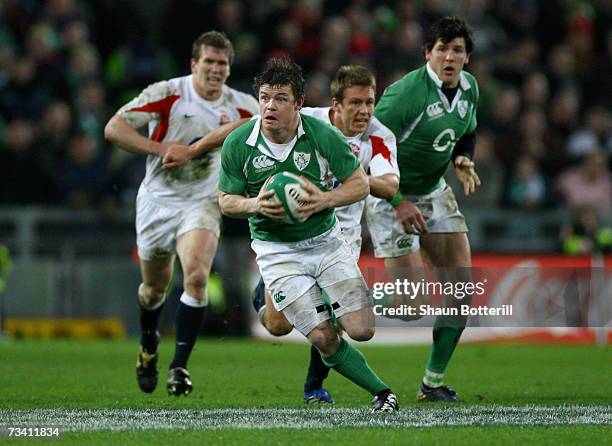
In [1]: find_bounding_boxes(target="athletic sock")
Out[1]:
[169,292,207,370]
[252,277,266,312]
[423,319,465,387]
[304,344,331,392]
[138,290,165,353]
[321,338,388,395]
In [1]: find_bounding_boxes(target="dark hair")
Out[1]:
[330,65,376,101]
[192,31,234,63]
[253,57,306,100]
[424,16,474,54]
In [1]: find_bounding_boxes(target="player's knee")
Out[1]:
[139,283,166,307]
[308,325,340,354]
[346,326,375,342]
[183,270,208,296]
[265,316,293,336]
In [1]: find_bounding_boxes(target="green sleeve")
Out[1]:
[466,77,479,134]
[319,126,360,181]
[219,136,247,195]
[374,78,421,138]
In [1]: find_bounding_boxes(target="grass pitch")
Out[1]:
[0,338,610,444]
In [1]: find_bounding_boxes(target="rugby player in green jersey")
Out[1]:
[369,16,481,402]
[218,58,399,411]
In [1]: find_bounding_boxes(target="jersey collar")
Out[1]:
[425,62,471,91]
[188,74,226,106]
[245,115,306,147]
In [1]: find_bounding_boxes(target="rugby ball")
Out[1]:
[266,171,309,223]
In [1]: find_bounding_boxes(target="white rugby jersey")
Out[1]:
[116,75,259,205]
[300,106,399,235]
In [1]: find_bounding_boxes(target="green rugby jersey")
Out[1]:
[219,114,360,242]
[374,64,479,195]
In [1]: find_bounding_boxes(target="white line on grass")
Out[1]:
[1,405,610,431]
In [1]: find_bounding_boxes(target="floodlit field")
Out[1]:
[1,338,610,445]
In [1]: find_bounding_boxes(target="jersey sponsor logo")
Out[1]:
[432,128,456,152]
[426,101,444,118]
[253,155,275,171]
[293,151,311,171]
[184,114,195,118]
[349,142,360,156]
[457,100,469,119]
[396,237,413,249]
[273,291,286,304]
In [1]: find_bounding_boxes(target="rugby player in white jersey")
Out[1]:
[104,31,258,396]
[250,66,400,404]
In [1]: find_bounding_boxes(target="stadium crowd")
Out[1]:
[0,0,610,223]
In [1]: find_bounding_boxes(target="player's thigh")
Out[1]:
[421,232,473,307]
[420,232,471,267]
[135,193,179,261]
[324,277,374,340]
[176,228,219,277]
[282,285,330,337]
[175,197,221,275]
[263,286,293,335]
[365,195,419,258]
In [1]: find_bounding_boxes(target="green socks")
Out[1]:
[321,338,388,395]
[423,323,464,387]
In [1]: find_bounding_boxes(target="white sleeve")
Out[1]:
[116,80,178,129]
[369,130,400,178]
[236,92,259,117]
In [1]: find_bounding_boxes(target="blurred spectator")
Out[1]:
[506,154,546,209]
[0,120,56,204]
[548,87,580,142]
[59,132,112,210]
[67,43,100,91]
[486,86,521,139]
[561,206,612,255]
[555,150,612,214]
[74,79,111,144]
[546,44,578,92]
[517,107,568,176]
[37,100,73,181]
[566,106,612,159]
[521,71,549,109]
[584,29,612,107]
[0,55,51,119]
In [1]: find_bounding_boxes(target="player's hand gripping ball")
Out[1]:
[265,172,309,223]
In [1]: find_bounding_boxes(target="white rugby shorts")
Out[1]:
[136,192,221,260]
[251,224,363,312]
[365,181,467,258]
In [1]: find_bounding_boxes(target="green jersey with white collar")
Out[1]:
[219,114,360,242]
[374,63,479,195]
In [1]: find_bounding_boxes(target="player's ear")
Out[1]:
[190,58,197,74]
[296,96,304,110]
[331,97,340,110]
[464,54,470,65]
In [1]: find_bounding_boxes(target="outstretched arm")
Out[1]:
[104,115,179,157]
[162,118,250,169]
